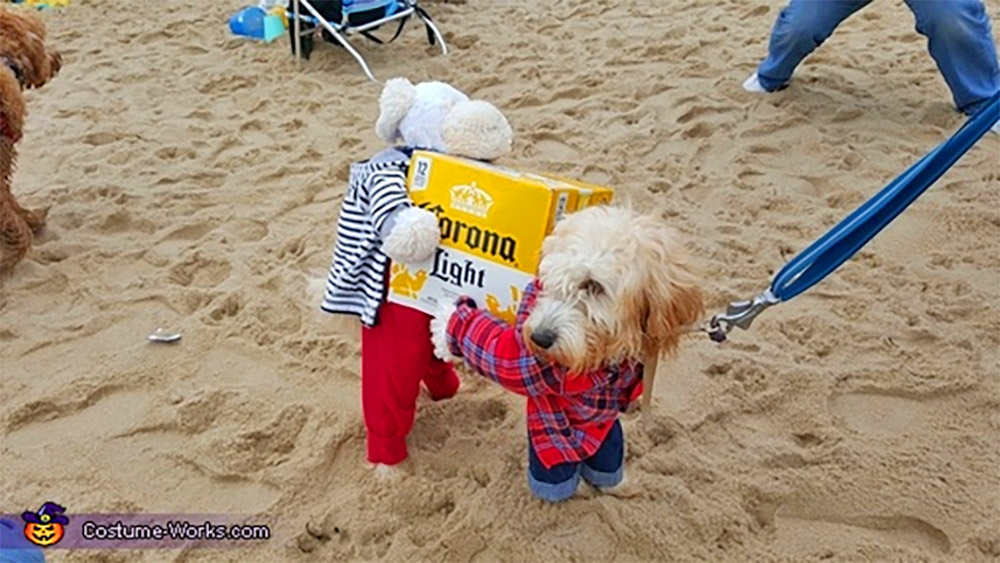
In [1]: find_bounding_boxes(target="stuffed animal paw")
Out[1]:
[382,206,440,264]
[430,300,458,362]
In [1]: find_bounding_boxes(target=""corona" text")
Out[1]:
[421,203,517,264]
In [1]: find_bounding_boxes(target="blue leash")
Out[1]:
[708,92,1000,342]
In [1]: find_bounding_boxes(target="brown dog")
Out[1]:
[1,6,61,274]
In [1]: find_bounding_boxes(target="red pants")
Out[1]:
[362,301,460,465]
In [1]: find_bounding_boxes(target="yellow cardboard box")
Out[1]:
[388,151,613,323]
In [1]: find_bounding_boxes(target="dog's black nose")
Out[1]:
[530,329,557,349]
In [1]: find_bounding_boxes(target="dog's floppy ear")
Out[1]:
[635,216,703,410]
[641,242,702,355]
[1,8,58,89]
[375,77,416,144]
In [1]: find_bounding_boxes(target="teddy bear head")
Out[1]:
[375,78,512,161]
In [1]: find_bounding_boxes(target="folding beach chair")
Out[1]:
[288,0,447,81]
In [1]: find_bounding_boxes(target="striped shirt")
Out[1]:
[321,148,413,326]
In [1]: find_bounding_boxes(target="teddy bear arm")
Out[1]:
[381,206,441,264]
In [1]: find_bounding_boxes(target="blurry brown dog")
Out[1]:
[1,6,61,274]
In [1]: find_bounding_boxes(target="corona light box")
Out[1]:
[387,151,613,323]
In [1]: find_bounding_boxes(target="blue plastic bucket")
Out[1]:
[229,6,267,38]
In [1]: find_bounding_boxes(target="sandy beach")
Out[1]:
[1,0,999,561]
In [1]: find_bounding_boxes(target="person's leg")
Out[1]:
[361,302,430,466]
[580,420,625,489]
[905,0,1000,115]
[527,441,581,502]
[749,0,873,92]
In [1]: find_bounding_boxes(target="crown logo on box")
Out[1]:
[449,182,494,218]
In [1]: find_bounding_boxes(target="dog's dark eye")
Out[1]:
[580,279,604,296]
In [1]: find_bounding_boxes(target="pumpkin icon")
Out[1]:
[22,502,68,547]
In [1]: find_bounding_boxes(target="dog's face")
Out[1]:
[523,206,703,373]
[0,8,62,90]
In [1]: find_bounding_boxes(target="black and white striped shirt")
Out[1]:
[321,148,412,326]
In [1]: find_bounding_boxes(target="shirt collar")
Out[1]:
[397,146,436,159]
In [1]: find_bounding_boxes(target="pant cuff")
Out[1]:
[367,434,408,465]
[581,464,624,488]
[960,93,999,116]
[756,70,790,92]
[424,370,460,401]
[527,469,581,503]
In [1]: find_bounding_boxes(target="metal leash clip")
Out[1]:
[705,289,780,343]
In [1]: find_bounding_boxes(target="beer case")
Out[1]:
[387,151,613,324]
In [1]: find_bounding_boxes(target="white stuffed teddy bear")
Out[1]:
[375,78,514,264]
[320,77,513,469]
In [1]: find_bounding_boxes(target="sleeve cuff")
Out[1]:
[372,201,410,235]
[446,297,478,357]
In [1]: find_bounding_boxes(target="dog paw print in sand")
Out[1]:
[296,504,428,561]
[222,219,269,243]
[167,252,233,289]
[773,501,951,559]
[94,208,157,235]
[196,75,258,96]
[296,512,350,556]
[193,404,311,474]
[5,383,280,515]
[409,396,513,488]
[157,220,220,247]
[827,389,932,438]
[153,145,198,162]
[524,131,580,162]
[148,220,267,269]
[275,235,311,264]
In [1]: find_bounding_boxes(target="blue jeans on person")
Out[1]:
[756,0,1000,114]
[0,518,45,563]
[527,420,625,502]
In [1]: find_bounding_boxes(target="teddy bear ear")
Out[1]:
[441,100,513,161]
[376,78,417,143]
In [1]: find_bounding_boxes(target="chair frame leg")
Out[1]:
[417,9,448,55]
[296,0,377,81]
[291,0,448,81]
[292,0,301,67]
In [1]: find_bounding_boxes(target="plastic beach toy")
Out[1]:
[269,6,289,29]
[13,0,71,9]
[229,6,286,42]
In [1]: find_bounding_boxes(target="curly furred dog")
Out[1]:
[431,206,704,502]
[434,205,705,406]
[1,7,61,274]
[522,206,703,378]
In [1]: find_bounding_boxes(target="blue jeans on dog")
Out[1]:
[527,420,624,502]
[756,0,1000,114]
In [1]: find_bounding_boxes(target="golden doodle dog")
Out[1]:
[431,205,703,502]
[1,6,61,274]
[520,206,703,390]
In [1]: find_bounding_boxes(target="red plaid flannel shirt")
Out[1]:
[446,280,644,469]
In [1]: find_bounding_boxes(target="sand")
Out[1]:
[1,0,998,561]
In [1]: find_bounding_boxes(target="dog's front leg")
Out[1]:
[18,205,48,235]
